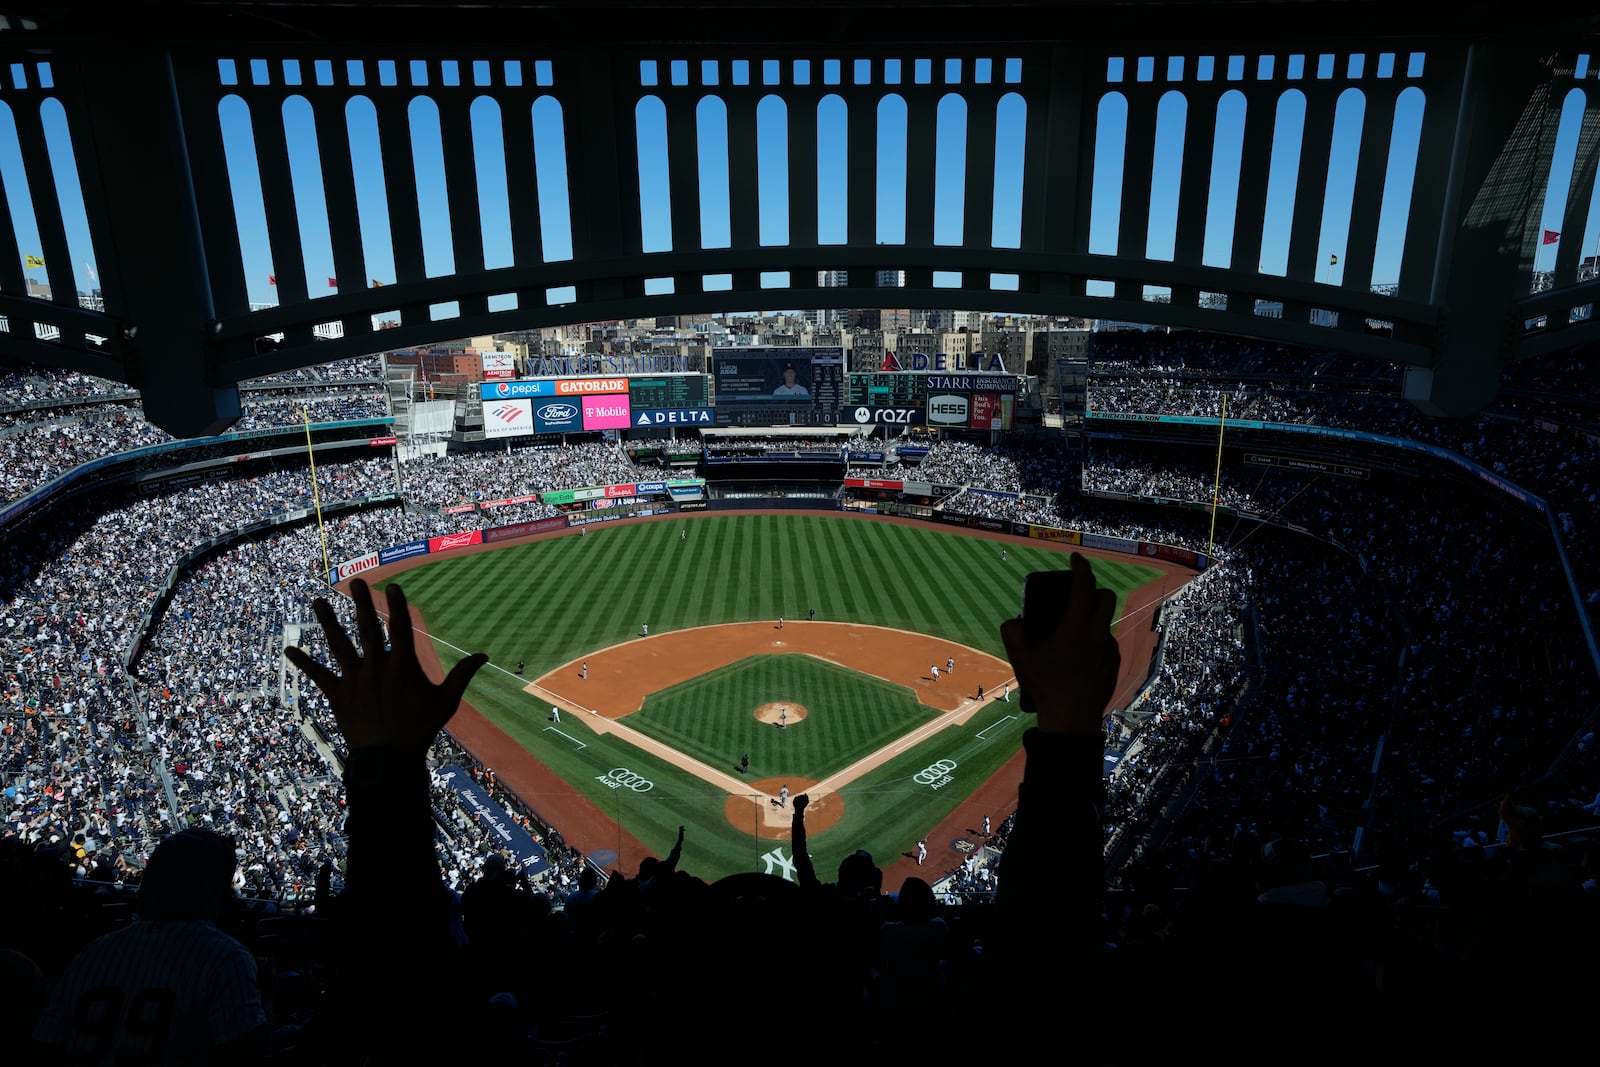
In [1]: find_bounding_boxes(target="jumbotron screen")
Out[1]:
[711,347,845,426]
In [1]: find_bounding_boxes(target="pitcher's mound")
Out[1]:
[755,702,808,726]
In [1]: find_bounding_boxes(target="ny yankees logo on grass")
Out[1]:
[760,847,798,882]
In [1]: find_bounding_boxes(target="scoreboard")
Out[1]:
[627,374,708,411]
[711,347,844,427]
[848,374,926,408]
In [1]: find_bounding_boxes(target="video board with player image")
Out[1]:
[711,346,845,426]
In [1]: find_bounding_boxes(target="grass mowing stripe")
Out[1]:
[709,521,735,620]
[849,520,895,624]
[796,516,830,618]
[820,515,858,621]
[385,514,1171,880]
[679,528,711,620]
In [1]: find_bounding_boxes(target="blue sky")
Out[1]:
[0,52,1596,320]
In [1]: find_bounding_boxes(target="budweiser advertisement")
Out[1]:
[428,530,485,553]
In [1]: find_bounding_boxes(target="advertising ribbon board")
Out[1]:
[1026,525,1082,544]
[435,766,548,874]
[484,516,568,542]
[378,540,430,564]
[334,551,381,581]
[428,530,484,553]
[1140,542,1200,567]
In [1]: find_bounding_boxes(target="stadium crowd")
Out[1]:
[403,441,642,510]
[1,332,1598,1059]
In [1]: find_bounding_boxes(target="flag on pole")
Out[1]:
[268,275,277,285]
[1328,253,1339,266]
[24,255,45,268]
[1543,229,1561,245]
[85,261,98,283]
[371,278,385,287]
[328,277,338,288]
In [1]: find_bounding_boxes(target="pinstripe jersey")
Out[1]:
[33,919,265,1064]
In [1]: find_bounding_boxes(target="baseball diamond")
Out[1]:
[363,510,1186,883]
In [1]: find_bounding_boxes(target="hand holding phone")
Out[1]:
[1001,553,1121,732]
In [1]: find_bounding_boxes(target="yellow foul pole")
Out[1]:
[304,407,331,580]
[1206,392,1227,563]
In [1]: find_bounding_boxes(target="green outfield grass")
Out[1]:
[625,654,938,778]
[382,512,1166,880]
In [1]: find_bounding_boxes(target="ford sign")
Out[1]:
[537,403,578,420]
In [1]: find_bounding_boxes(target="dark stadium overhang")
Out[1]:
[0,2,1592,434]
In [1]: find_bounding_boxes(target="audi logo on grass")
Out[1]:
[595,768,653,792]
[913,759,957,789]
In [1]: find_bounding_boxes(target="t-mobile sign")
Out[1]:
[581,393,632,430]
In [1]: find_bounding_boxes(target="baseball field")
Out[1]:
[371,511,1184,884]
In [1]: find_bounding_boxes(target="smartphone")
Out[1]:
[1020,569,1073,643]
[1018,569,1072,715]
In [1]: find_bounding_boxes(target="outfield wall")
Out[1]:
[327,497,1207,583]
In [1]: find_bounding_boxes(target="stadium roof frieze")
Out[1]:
[3,0,1578,47]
